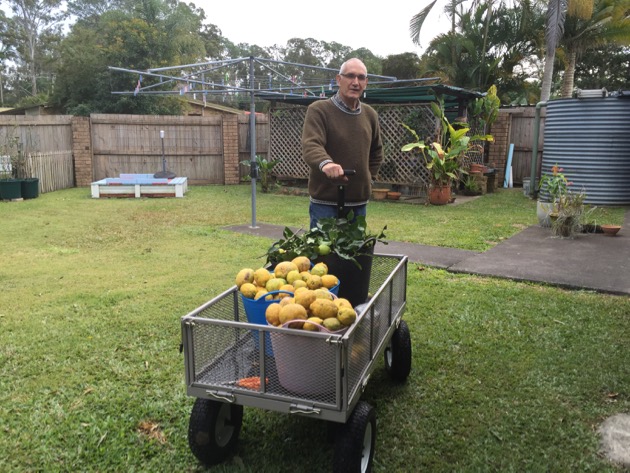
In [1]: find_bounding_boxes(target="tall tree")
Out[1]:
[0,11,18,106]
[6,0,67,96]
[53,1,206,114]
[574,44,630,89]
[382,53,422,79]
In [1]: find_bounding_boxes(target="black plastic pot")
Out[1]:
[21,178,39,199]
[0,178,22,200]
[316,244,374,307]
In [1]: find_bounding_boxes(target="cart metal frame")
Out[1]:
[181,253,409,468]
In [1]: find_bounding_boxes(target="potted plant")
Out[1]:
[265,212,387,306]
[401,98,493,205]
[537,164,569,227]
[461,174,482,196]
[0,134,22,200]
[240,155,281,193]
[551,189,587,238]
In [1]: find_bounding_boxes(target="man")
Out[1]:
[301,58,383,229]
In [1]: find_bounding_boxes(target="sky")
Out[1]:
[194,1,451,58]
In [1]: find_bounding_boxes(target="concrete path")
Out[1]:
[226,208,630,296]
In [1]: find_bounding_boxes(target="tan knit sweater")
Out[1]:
[301,98,383,205]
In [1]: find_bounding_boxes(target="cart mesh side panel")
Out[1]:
[184,289,344,406]
[189,293,259,387]
[346,255,407,398]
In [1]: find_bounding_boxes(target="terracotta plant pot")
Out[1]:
[601,225,621,236]
[428,184,451,205]
[387,191,401,200]
[372,188,389,200]
[469,163,485,174]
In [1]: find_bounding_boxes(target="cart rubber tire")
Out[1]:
[333,401,376,473]
[384,319,412,382]
[188,398,243,467]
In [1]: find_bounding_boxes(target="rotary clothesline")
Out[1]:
[110,56,398,99]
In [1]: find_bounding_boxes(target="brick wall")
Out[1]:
[222,114,240,185]
[487,112,512,187]
[72,117,92,187]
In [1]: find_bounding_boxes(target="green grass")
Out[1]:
[0,186,628,472]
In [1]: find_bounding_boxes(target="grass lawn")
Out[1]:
[0,185,628,472]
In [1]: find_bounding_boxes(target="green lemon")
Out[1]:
[318,244,331,255]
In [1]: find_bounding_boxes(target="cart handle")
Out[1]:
[205,390,235,403]
[289,404,322,415]
[337,169,356,217]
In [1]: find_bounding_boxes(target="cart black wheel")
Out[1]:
[384,319,412,382]
[188,398,243,467]
[333,401,376,473]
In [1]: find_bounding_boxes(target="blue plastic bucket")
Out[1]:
[241,290,293,356]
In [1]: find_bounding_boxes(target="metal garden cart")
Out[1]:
[181,253,411,472]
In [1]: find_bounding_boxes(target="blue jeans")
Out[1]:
[309,202,366,230]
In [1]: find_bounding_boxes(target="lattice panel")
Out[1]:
[269,103,458,191]
[270,107,309,179]
[374,104,437,188]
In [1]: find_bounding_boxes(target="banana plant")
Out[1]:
[401,97,493,187]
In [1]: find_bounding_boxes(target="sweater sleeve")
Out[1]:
[301,103,332,171]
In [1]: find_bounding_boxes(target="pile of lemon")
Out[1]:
[234,256,357,332]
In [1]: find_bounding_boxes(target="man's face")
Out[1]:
[336,61,368,106]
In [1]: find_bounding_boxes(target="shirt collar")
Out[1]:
[331,93,361,115]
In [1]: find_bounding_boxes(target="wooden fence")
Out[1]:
[0,116,74,194]
[90,114,269,184]
[24,151,75,193]
[0,108,540,192]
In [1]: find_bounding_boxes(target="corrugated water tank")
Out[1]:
[541,95,630,205]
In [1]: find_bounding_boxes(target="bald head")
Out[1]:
[340,58,367,76]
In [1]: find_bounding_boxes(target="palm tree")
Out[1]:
[559,0,630,97]
[419,1,543,101]
[540,0,596,101]
[410,0,524,81]
[410,0,468,67]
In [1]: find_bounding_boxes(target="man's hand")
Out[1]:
[322,163,349,182]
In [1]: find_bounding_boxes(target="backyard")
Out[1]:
[0,185,628,472]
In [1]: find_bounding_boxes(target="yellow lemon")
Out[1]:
[274,261,298,279]
[322,317,343,332]
[313,288,333,300]
[294,289,317,311]
[265,303,282,326]
[309,299,338,320]
[306,274,322,290]
[293,279,307,289]
[239,282,258,299]
[286,270,301,285]
[334,298,353,309]
[291,256,311,273]
[266,277,286,292]
[337,307,357,327]
[303,317,324,331]
[321,274,339,289]
[253,268,272,287]
[235,268,255,288]
[311,262,328,277]
[279,303,307,328]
